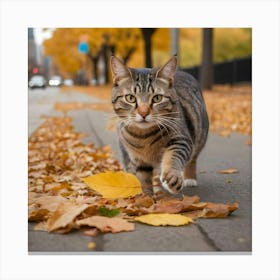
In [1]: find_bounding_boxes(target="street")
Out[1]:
[28,86,252,252]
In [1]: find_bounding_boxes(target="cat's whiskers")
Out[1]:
[154,118,173,138]
[154,120,165,138]
[155,116,182,136]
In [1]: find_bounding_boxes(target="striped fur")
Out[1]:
[110,56,209,194]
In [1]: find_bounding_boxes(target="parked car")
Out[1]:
[49,75,63,87]
[63,79,74,86]
[28,75,47,89]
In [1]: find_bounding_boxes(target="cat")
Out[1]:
[110,55,209,194]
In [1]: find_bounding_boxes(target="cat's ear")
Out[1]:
[156,56,177,86]
[110,56,132,85]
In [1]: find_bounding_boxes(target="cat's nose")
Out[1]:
[138,104,150,119]
[138,111,150,119]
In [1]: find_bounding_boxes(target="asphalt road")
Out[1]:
[28,87,252,253]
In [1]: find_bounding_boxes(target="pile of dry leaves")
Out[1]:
[29,117,239,236]
[203,85,252,137]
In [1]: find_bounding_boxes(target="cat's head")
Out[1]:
[110,56,178,129]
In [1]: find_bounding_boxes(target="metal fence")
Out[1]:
[181,56,251,85]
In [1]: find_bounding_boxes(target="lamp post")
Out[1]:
[170,28,180,64]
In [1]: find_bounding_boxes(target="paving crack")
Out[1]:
[195,223,221,251]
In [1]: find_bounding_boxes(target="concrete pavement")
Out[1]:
[28,87,252,253]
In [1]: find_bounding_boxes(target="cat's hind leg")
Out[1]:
[183,159,198,187]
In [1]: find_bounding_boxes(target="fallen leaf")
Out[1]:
[28,191,45,205]
[47,202,89,232]
[82,171,142,198]
[182,210,205,220]
[34,221,48,231]
[154,199,184,214]
[203,202,239,218]
[154,195,200,214]
[218,168,239,174]
[87,242,96,250]
[203,85,252,137]
[34,196,68,212]
[29,209,49,222]
[28,116,241,238]
[98,207,120,217]
[134,213,193,226]
[132,194,154,208]
[83,228,99,237]
[188,202,208,210]
[76,216,135,233]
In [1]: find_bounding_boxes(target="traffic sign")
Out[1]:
[78,42,89,54]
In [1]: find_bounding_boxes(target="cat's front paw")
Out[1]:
[160,170,184,194]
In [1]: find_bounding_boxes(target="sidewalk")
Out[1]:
[28,87,252,253]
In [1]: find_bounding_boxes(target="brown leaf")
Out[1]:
[187,202,208,211]
[203,202,239,218]
[35,196,68,212]
[83,228,99,237]
[154,199,184,214]
[154,195,200,214]
[133,194,154,208]
[47,202,89,232]
[218,168,239,174]
[180,196,201,211]
[76,216,135,233]
[29,209,49,222]
[183,210,205,220]
[34,221,48,231]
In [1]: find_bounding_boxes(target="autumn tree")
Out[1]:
[44,28,141,84]
[114,29,141,64]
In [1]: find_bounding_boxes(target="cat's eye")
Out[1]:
[152,94,163,103]
[125,94,136,103]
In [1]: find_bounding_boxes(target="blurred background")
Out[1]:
[28,28,251,89]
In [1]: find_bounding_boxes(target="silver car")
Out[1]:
[29,75,47,89]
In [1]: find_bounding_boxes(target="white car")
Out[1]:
[49,75,63,86]
[29,75,47,89]
[63,79,74,86]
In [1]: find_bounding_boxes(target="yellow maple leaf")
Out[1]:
[82,171,142,199]
[134,213,193,226]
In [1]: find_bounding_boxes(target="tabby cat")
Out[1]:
[110,56,209,194]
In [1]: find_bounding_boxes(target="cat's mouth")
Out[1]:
[134,118,154,128]
[135,113,152,123]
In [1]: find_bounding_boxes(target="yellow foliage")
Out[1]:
[44,28,143,76]
[179,28,202,67]
[82,171,143,198]
[135,213,193,226]
[213,28,252,62]
[43,28,251,76]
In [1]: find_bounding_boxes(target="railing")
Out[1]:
[181,56,251,85]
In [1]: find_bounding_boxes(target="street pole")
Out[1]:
[170,28,180,66]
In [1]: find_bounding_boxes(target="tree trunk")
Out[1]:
[123,46,137,65]
[100,43,116,84]
[141,28,156,68]
[87,53,99,85]
[200,28,214,90]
